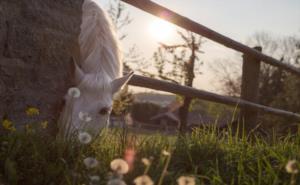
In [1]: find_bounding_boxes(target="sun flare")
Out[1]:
[149,19,175,42]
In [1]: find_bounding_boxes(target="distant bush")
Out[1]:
[131,102,162,123]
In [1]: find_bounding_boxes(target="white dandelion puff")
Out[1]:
[78,132,92,144]
[133,175,154,185]
[107,179,127,185]
[110,158,129,174]
[294,49,300,57]
[141,158,151,166]
[79,111,92,122]
[286,160,299,174]
[89,175,100,185]
[68,87,81,98]
[162,150,170,156]
[177,176,196,185]
[83,157,99,169]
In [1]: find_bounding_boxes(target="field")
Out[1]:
[0,126,299,185]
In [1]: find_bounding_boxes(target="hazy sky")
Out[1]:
[97,0,300,93]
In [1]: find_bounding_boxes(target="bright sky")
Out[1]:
[97,0,300,93]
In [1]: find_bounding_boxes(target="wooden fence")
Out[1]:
[121,0,300,127]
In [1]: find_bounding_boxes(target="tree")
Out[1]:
[108,0,132,41]
[112,86,134,116]
[108,0,145,72]
[131,102,161,123]
[142,30,205,132]
[107,0,137,116]
[212,32,300,130]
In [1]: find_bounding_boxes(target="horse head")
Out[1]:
[58,62,133,139]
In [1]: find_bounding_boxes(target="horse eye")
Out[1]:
[99,107,110,115]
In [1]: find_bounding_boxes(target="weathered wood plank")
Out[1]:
[128,75,300,121]
[240,46,262,129]
[121,0,300,76]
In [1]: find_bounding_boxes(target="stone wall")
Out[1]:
[0,0,83,133]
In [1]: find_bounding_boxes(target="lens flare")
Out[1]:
[149,19,175,42]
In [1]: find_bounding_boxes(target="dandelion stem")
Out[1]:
[157,153,172,185]
[290,174,297,185]
[143,164,151,175]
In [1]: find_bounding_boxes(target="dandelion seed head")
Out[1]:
[110,158,129,174]
[133,175,154,185]
[83,157,99,169]
[68,87,81,98]
[78,132,92,144]
[177,176,196,185]
[294,49,300,57]
[162,150,170,156]
[79,111,92,122]
[89,175,100,185]
[286,160,298,174]
[107,179,127,185]
[141,158,151,166]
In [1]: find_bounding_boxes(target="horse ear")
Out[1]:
[73,59,85,84]
[111,72,134,94]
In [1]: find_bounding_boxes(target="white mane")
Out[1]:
[79,0,122,78]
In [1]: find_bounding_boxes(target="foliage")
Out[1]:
[213,32,300,128]
[107,0,141,115]
[147,31,205,131]
[0,125,300,185]
[108,0,132,41]
[130,102,161,123]
[150,31,204,86]
[112,86,135,116]
[190,99,237,119]
[214,32,300,98]
[108,0,146,72]
[250,34,300,127]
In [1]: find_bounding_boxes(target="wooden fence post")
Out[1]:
[240,46,262,131]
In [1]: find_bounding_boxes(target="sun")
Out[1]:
[148,19,175,42]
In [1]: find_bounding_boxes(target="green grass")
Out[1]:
[0,126,299,185]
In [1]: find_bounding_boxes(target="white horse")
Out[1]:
[58,0,133,139]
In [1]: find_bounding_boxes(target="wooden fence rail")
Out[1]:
[121,0,300,77]
[122,0,300,128]
[128,75,300,121]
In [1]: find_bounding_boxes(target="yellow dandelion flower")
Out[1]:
[2,119,16,132]
[26,107,39,116]
[25,124,33,134]
[2,119,12,129]
[10,127,16,132]
[41,121,48,129]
